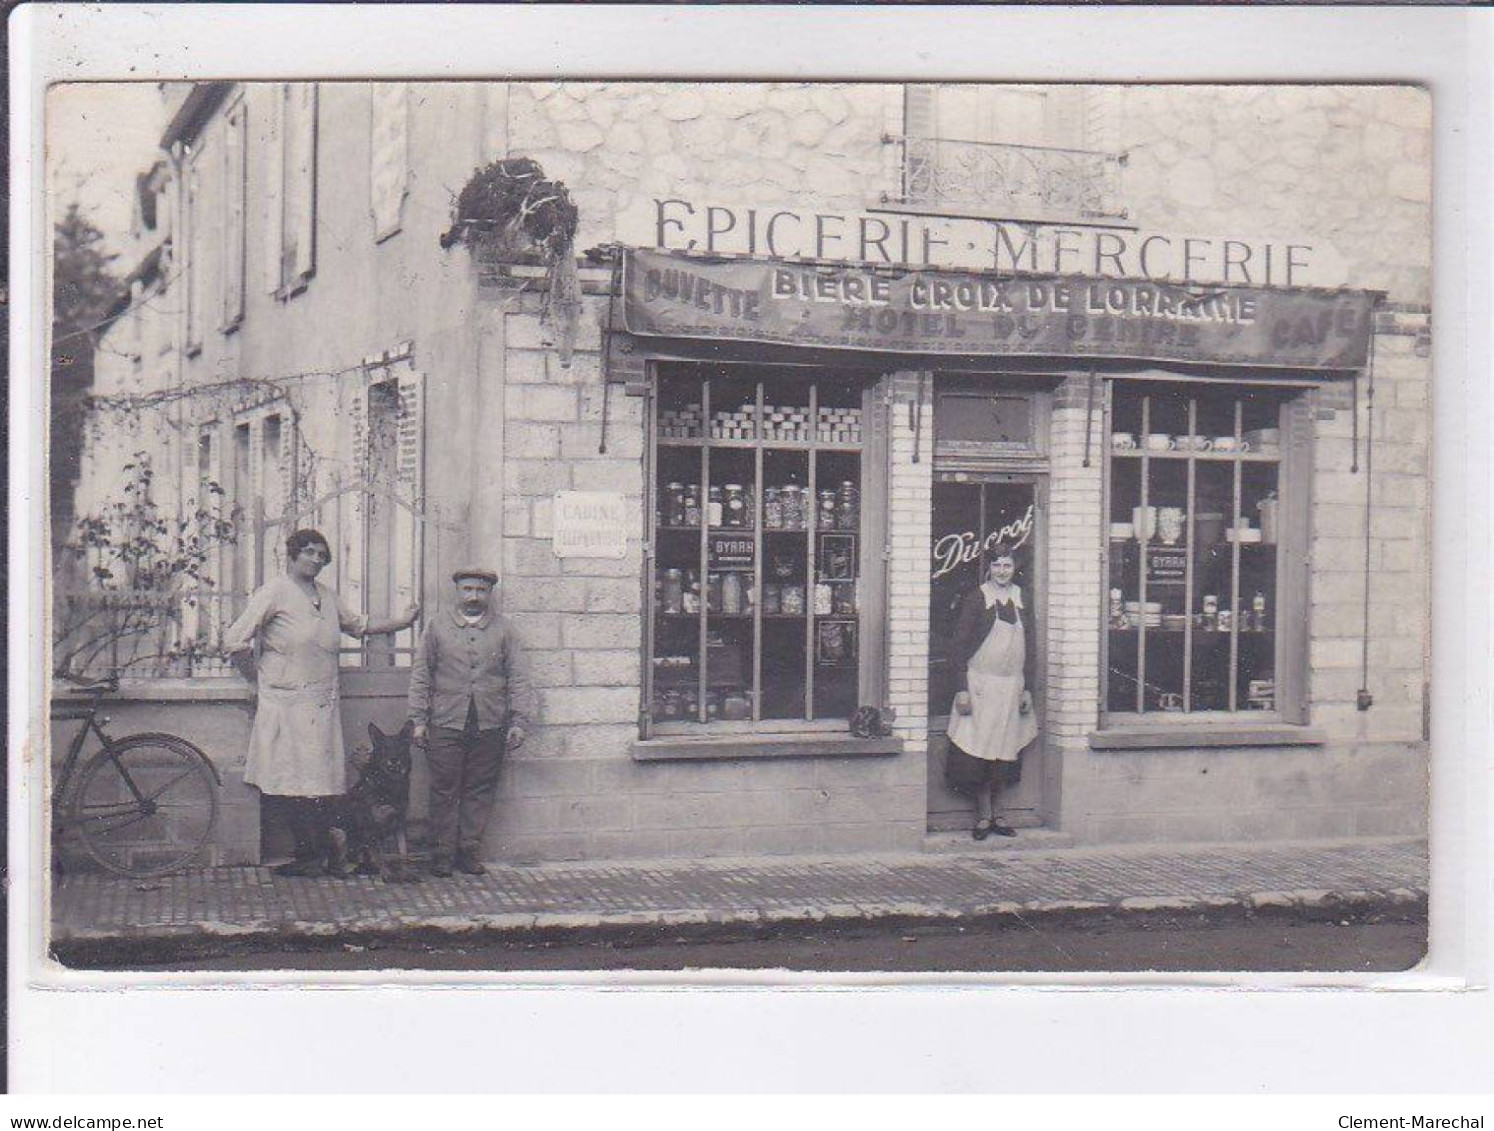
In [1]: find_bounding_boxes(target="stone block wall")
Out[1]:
[505,82,900,252]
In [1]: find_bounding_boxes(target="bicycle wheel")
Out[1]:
[69,734,219,878]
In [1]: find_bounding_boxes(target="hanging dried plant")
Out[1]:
[440,157,579,263]
[441,158,583,365]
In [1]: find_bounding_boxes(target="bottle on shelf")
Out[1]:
[661,568,684,614]
[664,483,685,527]
[817,488,837,530]
[707,486,724,528]
[724,484,746,528]
[1252,590,1267,631]
[764,487,783,530]
[722,571,743,615]
[682,485,701,527]
[837,481,859,530]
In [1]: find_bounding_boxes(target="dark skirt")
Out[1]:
[944,740,1022,793]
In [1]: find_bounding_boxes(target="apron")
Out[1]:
[946,603,1038,764]
[242,581,349,797]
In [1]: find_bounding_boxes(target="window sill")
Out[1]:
[1089,724,1326,751]
[631,733,904,763]
[53,676,252,704]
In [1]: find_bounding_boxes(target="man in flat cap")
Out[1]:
[409,566,536,876]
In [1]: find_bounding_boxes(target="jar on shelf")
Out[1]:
[661,568,684,614]
[722,571,743,615]
[778,485,799,529]
[817,488,837,530]
[707,486,724,528]
[762,584,781,614]
[781,584,806,616]
[682,570,700,615]
[724,484,746,529]
[664,482,685,527]
[764,487,783,530]
[682,485,701,527]
[837,481,859,530]
[814,582,833,616]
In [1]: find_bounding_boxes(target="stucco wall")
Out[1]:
[1119,85,1431,303]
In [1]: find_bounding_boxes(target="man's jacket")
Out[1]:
[408,607,537,731]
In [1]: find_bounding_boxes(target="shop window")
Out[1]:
[646,365,884,734]
[1103,383,1309,723]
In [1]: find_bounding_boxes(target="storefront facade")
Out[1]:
[73,81,1430,863]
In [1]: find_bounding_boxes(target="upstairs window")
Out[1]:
[900,84,1121,223]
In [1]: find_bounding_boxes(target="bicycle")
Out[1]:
[50,673,222,878]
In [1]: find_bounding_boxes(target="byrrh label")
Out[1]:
[617,197,1348,290]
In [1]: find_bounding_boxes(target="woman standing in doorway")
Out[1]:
[945,548,1039,840]
[224,528,418,876]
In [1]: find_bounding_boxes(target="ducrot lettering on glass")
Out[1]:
[931,504,1036,581]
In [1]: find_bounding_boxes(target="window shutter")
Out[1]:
[222,100,247,327]
[292,83,319,282]
[185,154,203,352]
[264,86,284,295]
[904,84,936,140]
[370,83,410,242]
[392,368,425,661]
[1278,391,1316,724]
[339,377,369,630]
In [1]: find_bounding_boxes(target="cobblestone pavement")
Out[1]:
[51,837,1427,946]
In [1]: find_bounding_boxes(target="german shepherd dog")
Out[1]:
[327,721,420,883]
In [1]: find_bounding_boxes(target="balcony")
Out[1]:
[888,135,1127,225]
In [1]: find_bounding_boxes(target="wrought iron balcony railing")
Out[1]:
[890,135,1127,223]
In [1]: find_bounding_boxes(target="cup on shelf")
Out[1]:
[1175,435,1212,452]
[1111,432,1137,451]
[1145,433,1175,452]
[1131,506,1157,541]
[1157,506,1185,545]
[1212,436,1251,453]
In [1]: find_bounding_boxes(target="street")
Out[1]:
[92,906,1426,974]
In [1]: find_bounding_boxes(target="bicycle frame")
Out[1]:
[50,698,114,813]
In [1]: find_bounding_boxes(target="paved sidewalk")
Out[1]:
[51,837,1427,955]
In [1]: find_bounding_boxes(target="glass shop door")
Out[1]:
[926,475,1047,832]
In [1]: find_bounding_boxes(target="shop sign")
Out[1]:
[618,197,1349,289]
[709,533,755,570]
[1145,547,1188,589]
[623,249,1376,371]
[552,491,629,558]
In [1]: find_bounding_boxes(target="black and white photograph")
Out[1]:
[36,73,1439,979]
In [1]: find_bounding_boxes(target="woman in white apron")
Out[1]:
[945,550,1039,840]
[224,529,418,876]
